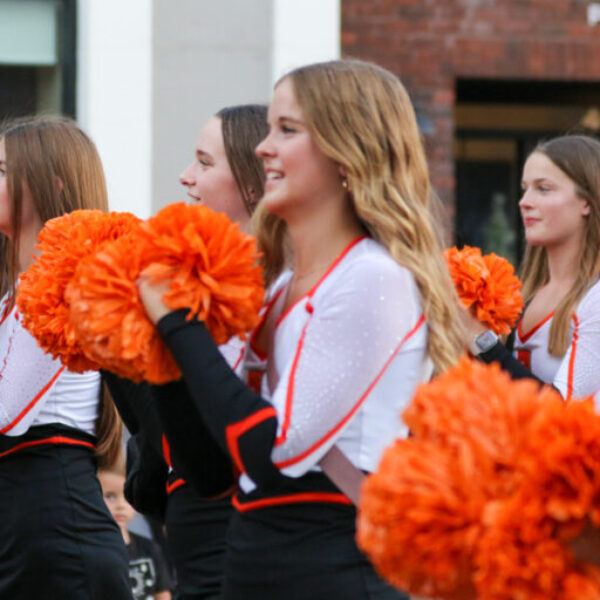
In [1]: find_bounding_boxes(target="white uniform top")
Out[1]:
[239,237,432,492]
[513,279,600,401]
[0,297,100,437]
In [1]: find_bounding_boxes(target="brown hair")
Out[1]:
[253,60,466,374]
[520,134,600,356]
[216,104,268,215]
[97,450,126,478]
[0,115,122,464]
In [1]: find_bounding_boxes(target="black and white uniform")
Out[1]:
[154,237,431,600]
[480,279,600,401]
[0,298,131,600]
[107,337,245,600]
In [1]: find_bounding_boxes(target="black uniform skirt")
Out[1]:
[0,439,131,599]
[222,501,408,600]
[165,484,232,599]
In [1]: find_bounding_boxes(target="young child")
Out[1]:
[99,464,173,600]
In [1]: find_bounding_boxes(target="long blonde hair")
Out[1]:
[254,60,465,373]
[521,135,600,356]
[0,115,122,466]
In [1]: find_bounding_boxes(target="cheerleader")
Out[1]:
[465,135,600,400]
[105,104,268,600]
[137,59,466,600]
[0,116,130,599]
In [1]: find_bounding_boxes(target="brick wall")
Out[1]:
[342,0,600,219]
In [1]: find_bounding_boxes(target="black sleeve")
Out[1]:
[104,370,235,497]
[478,341,545,385]
[124,434,168,521]
[102,371,155,435]
[156,309,285,490]
[151,381,236,497]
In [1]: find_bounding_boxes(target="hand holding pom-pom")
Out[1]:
[139,202,265,344]
[444,246,524,335]
[68,203,264,383]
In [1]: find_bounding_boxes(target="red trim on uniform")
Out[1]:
[275,236,367,329]
[517,349,531,370]
[166,478,186,495]
[225,407,278,474]
[0,436,95,459]
[566,313,579,401]
[249,288,284,360]
[246,370,264,394]
[0,301,12,327]
[232,491,352,512]
[0,366,66,434]
[232,346,246,371]
[275,314,426,469]
[161,434,172,468]
[275,319,310,446]
[518,311,554,343]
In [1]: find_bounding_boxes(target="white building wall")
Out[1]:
[77,0,153,217]
[272,0,340,84]
[151,0,273,212]
[77,0,340,218]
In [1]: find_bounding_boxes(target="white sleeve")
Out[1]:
[554,282,600,400]
[0,310,64,435]
[269,258,425,476]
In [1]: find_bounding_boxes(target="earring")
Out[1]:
[342,178,349,190]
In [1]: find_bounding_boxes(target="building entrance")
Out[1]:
[455,78,600,265]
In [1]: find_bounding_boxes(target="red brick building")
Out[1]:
[342,0,600,260]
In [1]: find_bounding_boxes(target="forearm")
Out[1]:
[152,381,237,497]
[156,310,283,489]
[478,342,545,385]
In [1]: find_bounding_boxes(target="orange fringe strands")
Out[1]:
[67,203,264,384]
[357,358,600,600]
[16,210,141,372]
[444,246,524,335]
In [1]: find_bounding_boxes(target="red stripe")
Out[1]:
[232,491,352,512]
[232,346,245,371]
[161,434,172,468]
[275,319,310,446]
[566,313,579,401]
[225,407,278,474]
[166,478,186,494]
[517,349,531,370]
[518,311,554,343]
[0,366,66,434]
[275,236,367,329]
[249,288,284,360]
[0,301,12,327]
[275,314,426,469]
[0,436,95,459]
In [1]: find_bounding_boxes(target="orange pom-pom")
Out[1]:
[66,235,181,384]
[474,398,600,599]
[68,203,264,383]
[444,246,524,335]
[16,210,141,371]
[358,438,481,600]
[362,357,600,599]
[404,358,563,496]
[140,202,264,345]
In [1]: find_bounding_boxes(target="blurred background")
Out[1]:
[1,0,599,265]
